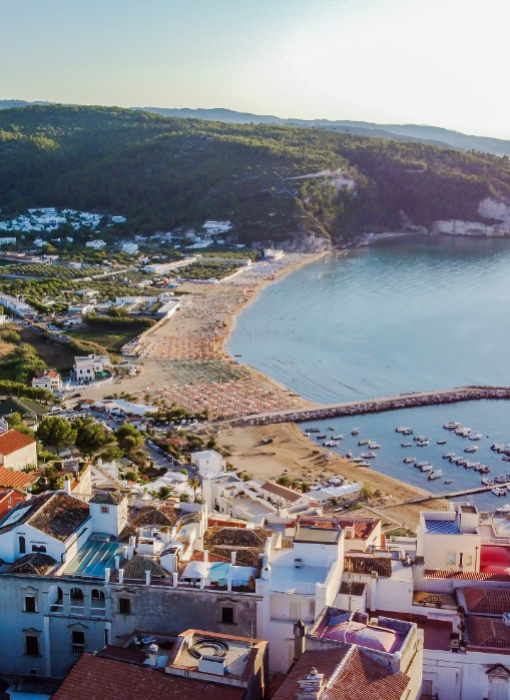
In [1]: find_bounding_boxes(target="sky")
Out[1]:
[2,0,510,139]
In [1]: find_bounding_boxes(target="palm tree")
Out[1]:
[189,476,199,502]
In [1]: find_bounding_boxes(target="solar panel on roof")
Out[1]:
[0,504,31,528]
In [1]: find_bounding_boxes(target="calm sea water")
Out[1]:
[228,237,510,508]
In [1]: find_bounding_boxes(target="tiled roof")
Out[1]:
[209,546,261,567]
[466,616,510,649]
[337,518,379,540]
[261,481,301,503]
[0,429,35,456]
[463,587,510,615]
[90,491,125,505]
[131,504,179,527]
[11,552,57,575]
[51,652,246,700]
[425,570,510,582]
[122,556,168,580]
[271,647,409,700]
[344,556,392,577]
[5,492,90,541]
[0,466,39,490]
[204,525,271,549]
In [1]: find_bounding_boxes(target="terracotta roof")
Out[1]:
[189,551,231,564]
[0,492,89,541]
[90,491,125,505]
[337,518,380,540]
[344,556,392,577]
[261,481,301,503]
[122,556,168,580]
[0,466,40,490]
[463,587,510,615]
[51,652,246,700]
[466,616,510,649]
[11,552,57,575]
[204,525,271,549]
[209,546,261,567]
[425,569,510,582]
[131,504,179,528]
[271,647,409,700]
[0,429,35,456]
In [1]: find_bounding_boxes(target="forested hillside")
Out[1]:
[1,104,510,245]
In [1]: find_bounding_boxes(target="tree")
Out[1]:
[189,476,199,501]
[6,412,34,438]
[73,416,114,459]
[115,424,144,454]
[36,416,76,456]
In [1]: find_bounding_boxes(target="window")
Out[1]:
[465,554,473,566]
[118,598,131,615]
[446,552,456,565]
[221,606,234,625]
[19,535,26,554]
[101,506,109,514]
[71,630,85,654]
[32,545,46,554]
[25,635,39,656]
[290,601,302,621]
[422,679,434,696]
[23,596,36,613]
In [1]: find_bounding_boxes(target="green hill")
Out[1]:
[0,104,509,246]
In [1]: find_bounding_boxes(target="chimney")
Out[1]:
[118,569,124,584]
[145,569,151,586]
[293,620,306,662]
[104,567,110,583]
[296,668,325,700]
[64,477,72,495]
[231,551,237,566]
[204,550,209,563]
[114,555,120,571]
[123,545,129,560]
[148,643,159,667]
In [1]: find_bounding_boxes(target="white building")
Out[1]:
[121,243,139,255]
[73,355,112,383]
[31,370,62,393]
[190,450,225,477]
[0,237,16,246]
[85,240,106,250]
[0,293,36,318]
[203,220,232,236]
[0,430,37,471]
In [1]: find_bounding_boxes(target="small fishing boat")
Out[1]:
[481,477,493,486]
[403,457,416,464]
[437,439,447,445]
[469,433,482,441]
[358,439,369,446]
[414,435,427,442]
[358,461,371,467]
[503,456,510,463]
[420,464,433,473]
[464,445,478,453]
[368,442,380,449]
[401,442,412,447]
[415,461,429,468]
[444,479,453,484]
[443,453,455,460]
[351,428,360,436]
[346,451,352,459]
[417,440,430,447]
[444,421,461,430]
[332,434,343,440]
[317,434,327,440]
[352,457,364,463]
[395,427,409,434]
[403,428,414,436]
[428,470,443,480]
[308,428,321,433]
[328,427,335,431]
[493,487,505,497]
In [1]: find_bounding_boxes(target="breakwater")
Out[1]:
[227,385,510,427]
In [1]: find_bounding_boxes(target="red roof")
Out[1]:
[466,616,510,650]
[0,465,39,490]
[425,569,510,582]
[463,587,510,615]
[0,429,35,456]
[271,647,409,700]
[51,653,246,700]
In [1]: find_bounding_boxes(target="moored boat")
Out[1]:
[351,428,360,436]
[428,470,443,480]
[464,445,478,453]
[444,422,461,430]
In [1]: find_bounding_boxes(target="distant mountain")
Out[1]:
[0,104,509,248]
[0,100,52,110]
[139,107,510,157]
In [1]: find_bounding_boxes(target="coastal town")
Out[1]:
[0,207,505,700]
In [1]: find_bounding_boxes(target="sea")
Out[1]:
[228,236,510,510]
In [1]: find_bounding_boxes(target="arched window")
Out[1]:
[91,589,105,616]
[49,585,63,612]
[70,587,84,610]
[91,589,105,601]
[19,536,26,554]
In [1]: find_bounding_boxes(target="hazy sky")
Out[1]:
[2,0,509,138]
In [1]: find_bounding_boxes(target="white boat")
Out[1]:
[414,435,427,442]
[493,487,505,497]
[358,439,370,446]
[403,457,416,464]
[361,452,377,459]
[351,428,360,436]
[417,440,430,447]
[352,457,364,463]
[464,445,478,453]
[469,433,482,441]
[368,442,380,449]
[395,427,409,433]
[444,422,461,430]
[428,470,443,480]
[443,453,455,460]
[401,442,412,447]
[332,434,343,440]
[420,464,433,472]
[358,461,371,467]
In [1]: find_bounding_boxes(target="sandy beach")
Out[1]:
[79,249,450,529]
